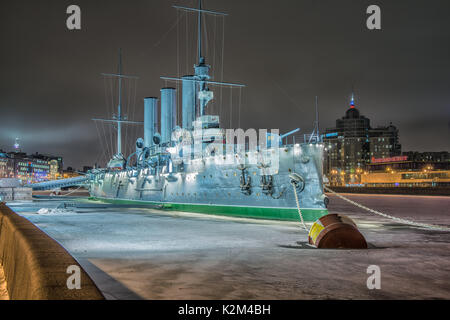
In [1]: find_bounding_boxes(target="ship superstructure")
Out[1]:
[88,0,329,222]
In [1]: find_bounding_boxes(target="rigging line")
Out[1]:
[203,10,209,61]
[100,119,111,159]
[129,78,135,157]
[131,78,138,156]
[107,119,114,159]
[270,77,302,110]
[109,75,115,118]
[93,152,104,169]
[102,76,114,158]
[186,11,189,75]
[124,79,131,156]
[212,14,217,113]
[95,121,108,166]
[220,16,225,121]
[123,79,128,155]
[128,78,134,155]
[105,76,113,121]
[112,76,117,117]
[111,78,119,156]
[177,9,181,123]
[203,14,209,115]
[238,87,242,129]
[129,79,135,157]
[94,121,104,163]
[103,76,110,120]
[230,87,233,129]
[151,11,184,51]
[103,76,114,157]
[177,9,180,81]
[99,123,109,165]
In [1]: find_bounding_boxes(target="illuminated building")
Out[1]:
[323,93,401,185]
[361,155,450,187]
[62,167,80,179]
[0,151,15,178]
[0,150,63,184]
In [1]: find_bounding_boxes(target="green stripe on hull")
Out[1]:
[90,197,328,222]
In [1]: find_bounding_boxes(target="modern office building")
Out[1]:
[323,94,402,185]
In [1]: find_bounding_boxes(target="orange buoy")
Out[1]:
[308,214,368,249]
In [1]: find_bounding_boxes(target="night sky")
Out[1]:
[1,0,449,169]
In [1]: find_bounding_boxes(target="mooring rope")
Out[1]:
[324,186,450,232]
[291,182,309,232]
[56,186,84,197]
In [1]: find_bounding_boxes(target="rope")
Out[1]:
[291,182,309,232]
[219,16,225,121]
[324,186,450,232]
[230,88,233,128]
[53,186,84,197]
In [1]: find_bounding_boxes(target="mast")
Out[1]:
[166,2,245,120]
[93,50,142,160]
[117,49,123,155]
[197,0,202,63]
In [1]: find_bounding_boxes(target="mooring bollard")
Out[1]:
[308,214,368,249]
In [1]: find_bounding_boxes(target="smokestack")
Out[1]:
[160,88,177,144]
[144,97,158,148]
[182,75,196,130]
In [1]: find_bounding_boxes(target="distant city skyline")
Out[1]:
[1,0,449,168]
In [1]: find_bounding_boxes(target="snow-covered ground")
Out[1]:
[7,195,450,300]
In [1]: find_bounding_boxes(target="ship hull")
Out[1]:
[89,144,329,222]
[90,196,328,222]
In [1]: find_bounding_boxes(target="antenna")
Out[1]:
[350,84,356,108]
[307,96,320,143]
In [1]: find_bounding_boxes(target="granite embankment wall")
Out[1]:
[0,203,104,300]
[0,179,32,201]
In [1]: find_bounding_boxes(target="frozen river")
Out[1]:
[7,194,450,300]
